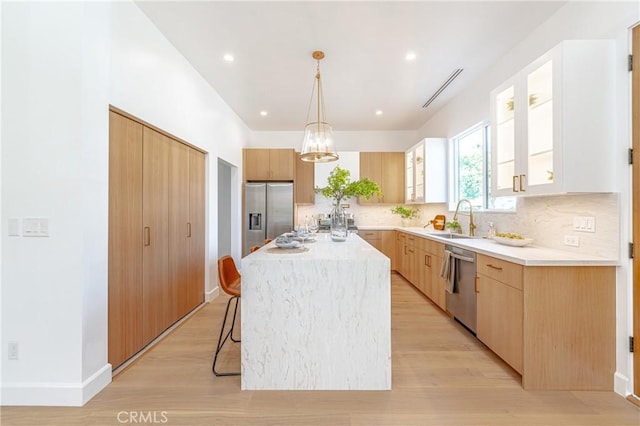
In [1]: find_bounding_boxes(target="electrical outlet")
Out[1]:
[8,341,19,360]
[564,235,580,247]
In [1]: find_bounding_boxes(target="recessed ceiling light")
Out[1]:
[260,111,268,116]
[223,54,234,62]
[375,110,383,116]
[405,52,416,61]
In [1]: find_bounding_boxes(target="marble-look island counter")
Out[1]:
[241,233,391,390]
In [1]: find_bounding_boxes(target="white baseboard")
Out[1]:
[205,286,220,302]
[1,363,112,407]
[614,371,630,397]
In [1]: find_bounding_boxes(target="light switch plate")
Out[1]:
[23,218,49,237]
[573,216,595,233]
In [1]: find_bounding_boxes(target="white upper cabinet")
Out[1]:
[491,40,615,197]
[405,138,447,204]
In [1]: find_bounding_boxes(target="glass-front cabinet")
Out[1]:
[405,138,447,204]
[490,40,615,197]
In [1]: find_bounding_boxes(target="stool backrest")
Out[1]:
[218,255,241,296]
[249,245,261,253]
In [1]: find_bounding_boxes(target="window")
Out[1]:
[451,122,515,211]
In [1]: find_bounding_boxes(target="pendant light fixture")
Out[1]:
[300,51,338,163]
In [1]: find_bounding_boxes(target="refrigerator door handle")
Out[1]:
[249,213,262,230]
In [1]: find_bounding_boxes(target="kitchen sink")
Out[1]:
[425,233,473,240]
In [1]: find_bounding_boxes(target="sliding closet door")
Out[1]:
[142,127,170,344]
[108,111,143,369]
[188,149,206,310]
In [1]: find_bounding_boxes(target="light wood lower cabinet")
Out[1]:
[476,274,523,374]
[476,253,615,390]
[109,110,206,370]
[360,230,396,270]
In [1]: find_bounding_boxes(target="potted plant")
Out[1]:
[445,220,462,234]
[316,166,381,241]
[391,205,420,227]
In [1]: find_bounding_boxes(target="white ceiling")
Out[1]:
[136,1,566,132]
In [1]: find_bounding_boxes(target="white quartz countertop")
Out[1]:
[357,226,618,266]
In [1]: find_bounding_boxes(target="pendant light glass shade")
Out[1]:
[300,122,338,162]
[300,51,338,163]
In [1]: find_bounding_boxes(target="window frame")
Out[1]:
[449,121,515,213]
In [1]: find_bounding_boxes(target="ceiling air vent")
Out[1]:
[422,68,463,109]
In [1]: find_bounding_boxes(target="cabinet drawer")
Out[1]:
[360,230,381,240]
[477,254,523,290]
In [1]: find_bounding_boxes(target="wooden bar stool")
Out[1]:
[212,255,241,376]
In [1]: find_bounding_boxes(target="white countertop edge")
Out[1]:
[356,226,619,267]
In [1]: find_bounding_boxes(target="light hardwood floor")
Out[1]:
[2,273,639,425]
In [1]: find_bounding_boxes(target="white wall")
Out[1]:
[250,130,418,152]
[109,1,250,300]
[1,0,249,406]
[1,2,112,405]
[415,1,639,397]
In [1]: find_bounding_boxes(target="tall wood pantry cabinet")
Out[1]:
[108,110,206,369]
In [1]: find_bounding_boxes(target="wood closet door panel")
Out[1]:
[142,127,170,344]
[188,149,206,310]
[169,140,190,321]
[108,111,144,369]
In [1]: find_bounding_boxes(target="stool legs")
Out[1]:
[212,295,241,376]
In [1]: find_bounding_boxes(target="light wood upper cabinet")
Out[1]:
[244,148,295,181]
[295,153,315,205]
[490,40,615,196]
[359,152,404,204]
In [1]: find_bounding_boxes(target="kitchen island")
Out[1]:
[241,232,391,390]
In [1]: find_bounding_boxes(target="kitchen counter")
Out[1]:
[357,226,617,266]
[241,233,391,390]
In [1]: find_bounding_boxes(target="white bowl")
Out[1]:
[275,239,301,249]
[493,236,533,247]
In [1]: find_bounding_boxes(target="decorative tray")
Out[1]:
[493,236,533,247]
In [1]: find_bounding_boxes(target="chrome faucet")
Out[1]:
[453,199,476,237]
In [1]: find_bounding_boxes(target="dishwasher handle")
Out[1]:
[450,252,475,263]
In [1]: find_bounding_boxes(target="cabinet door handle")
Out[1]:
[144,227,151,246]
[512,175,519,192]
[425,254,431,267]
[474,276,479,293]
[487,264,503,271]
[408,249,414,254]
[519,174,526,192]
[187,222,191,238]
[404,246,408,255]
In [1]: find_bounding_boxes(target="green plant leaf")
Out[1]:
[317,166,382,204]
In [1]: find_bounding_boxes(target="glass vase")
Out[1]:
[330,204,348,242]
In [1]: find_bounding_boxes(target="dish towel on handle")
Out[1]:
[440,250,456,294]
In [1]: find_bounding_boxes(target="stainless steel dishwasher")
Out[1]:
[444,244,477,334]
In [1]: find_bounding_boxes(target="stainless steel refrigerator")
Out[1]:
[244,182,294,256]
